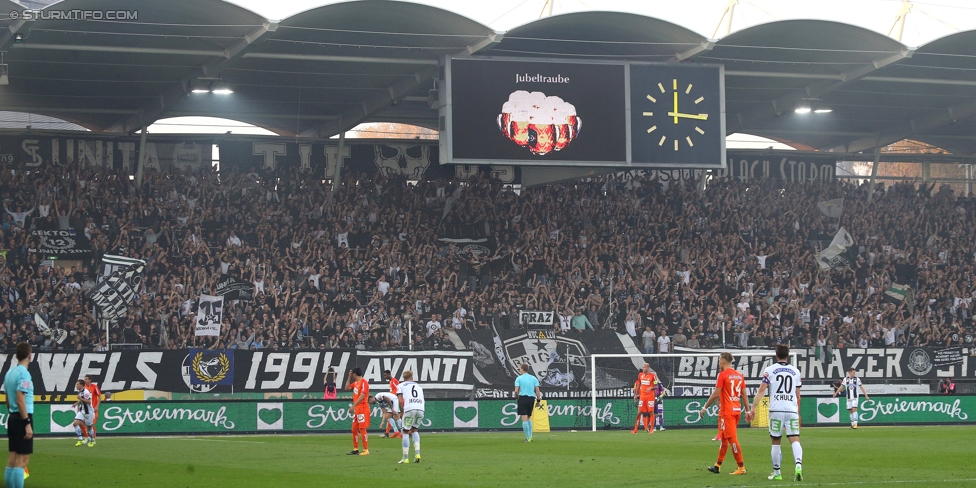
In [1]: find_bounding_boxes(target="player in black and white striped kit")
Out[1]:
[833,368,870,429]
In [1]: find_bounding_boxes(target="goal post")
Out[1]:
[589,351,798,432]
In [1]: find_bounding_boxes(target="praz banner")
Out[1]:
[518,310,554,327]
[27,229,91,258]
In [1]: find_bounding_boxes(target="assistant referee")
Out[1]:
[5,342,33,488]
[514,364,542,443]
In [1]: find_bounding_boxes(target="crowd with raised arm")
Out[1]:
[0,159,972,353]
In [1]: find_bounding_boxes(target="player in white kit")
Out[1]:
[396,370,425,464]
[368,391,402,438]
[72,379,95,446]
[833,368,869,429]
[747,345,804,482]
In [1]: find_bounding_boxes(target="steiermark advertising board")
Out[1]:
[3,396,970,436]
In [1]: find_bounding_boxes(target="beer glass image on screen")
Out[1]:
[497,91,582,156]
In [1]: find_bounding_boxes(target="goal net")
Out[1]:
[588,351,797,432]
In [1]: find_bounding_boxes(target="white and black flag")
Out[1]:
[216,275,255,301]
[195,294,223,336]
[816,227,857,270]
[85,255,146,321]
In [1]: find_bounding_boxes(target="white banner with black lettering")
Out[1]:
[195,294,223,336]
[518,310,555,327]
[355,351,474,391]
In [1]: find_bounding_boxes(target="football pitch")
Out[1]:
[27,426,976,487]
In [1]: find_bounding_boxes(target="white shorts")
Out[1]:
[401,410,425,431]
[383,402,400,415]
[75,409,94,426]
[846,399,859,410]
[768,411,800,438]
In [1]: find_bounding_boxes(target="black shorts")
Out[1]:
[517,396,536,416]
[7,414,33,455]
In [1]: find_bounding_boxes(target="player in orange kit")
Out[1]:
[699,352,750,475]
[346,368,370,456]
[383,370,401,438]
[631,363,657,434]
[83,375,102,446]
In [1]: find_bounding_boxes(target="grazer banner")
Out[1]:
[0,134,212,172]
[671,347,976,383]
[8,395,971,437]
[714,151,839,183]
[216,139,519,184]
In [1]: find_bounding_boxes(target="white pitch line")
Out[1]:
[183,438,268,444]
[729,478,976,488]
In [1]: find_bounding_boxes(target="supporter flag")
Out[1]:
[85,255,146,321]
[815,227,857,270]
[195,294,223,336]
[883,283,914,305]
[817,198,844,219]
[216,274,255,301]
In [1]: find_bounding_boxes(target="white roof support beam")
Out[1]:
[727,48,915,134]
[105,21,277,133]
[675,40,715,61]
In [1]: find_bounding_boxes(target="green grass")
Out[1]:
[27,426,976,487]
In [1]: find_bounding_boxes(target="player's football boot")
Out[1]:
[768,472,783,480]
[75,440,86,447]
[359,450,370,456]
[88,440,95,447]
[391,432,402,439]
[631,428,638,434]
[397,459,409,464]
[852,425,858,429]
[23,468,28,480]
[730,467,747,475]
[347,450,360,455]
[707,465,721,474]
[414,455,421,463]
[794,467,803,481]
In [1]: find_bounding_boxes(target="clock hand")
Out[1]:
[673,90,678,125]
[667,112,709,121]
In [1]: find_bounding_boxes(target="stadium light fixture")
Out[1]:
[191,88,210,94]
[814,107,833,113]
[211,85,233,95]
[794,107,812,114]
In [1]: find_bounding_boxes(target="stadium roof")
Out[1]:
[1,0,975,156]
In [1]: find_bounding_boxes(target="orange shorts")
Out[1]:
[352,410,371,430]
[638,397,656,414]
[718,414,740,439]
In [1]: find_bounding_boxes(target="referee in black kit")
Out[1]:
[514,363,542,443]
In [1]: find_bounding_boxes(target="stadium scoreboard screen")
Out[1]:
[441,56,725,168]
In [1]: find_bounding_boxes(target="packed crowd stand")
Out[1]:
[1,161,974,354]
